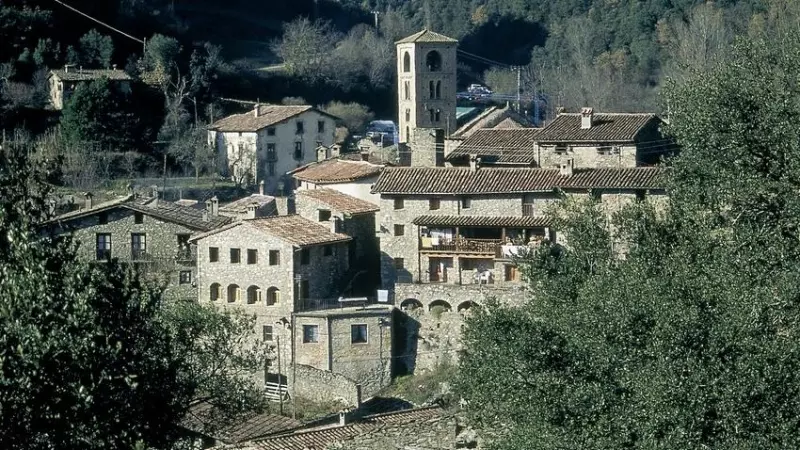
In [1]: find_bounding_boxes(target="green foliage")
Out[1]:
[322,101,374,133]
[78,29,114,68]
[457,29,800,449]
[146,33,182,72]
[60,78,140,151]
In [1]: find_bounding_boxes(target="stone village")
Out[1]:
[45,29,671,449]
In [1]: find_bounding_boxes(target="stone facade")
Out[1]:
[291,363,362,407]
[536,143,639,168]
[294,306,393,396]
[208,109,336,194]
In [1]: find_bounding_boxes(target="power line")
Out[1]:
[52,0,145,45]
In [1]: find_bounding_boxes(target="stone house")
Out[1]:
[208,104,338,194]
[45,193,231,300]
[48,67,132,110]
[533,108,669,168]
[446,128,542,167]
[191,215,393,396]
[289,157,386,205]
[444,103,535,157]
[294,188,380,279]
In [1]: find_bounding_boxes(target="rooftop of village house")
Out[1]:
[296,189,379,215]
[289,157,385,184]
[208,104,338,133]
[189,214,351,247]
[535,109,661,143]
[49,67,132,82]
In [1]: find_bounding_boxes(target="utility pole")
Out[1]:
[291,314,297,420]
[515,66,522,112]
[371,11,380,29]
[276,335,284,415]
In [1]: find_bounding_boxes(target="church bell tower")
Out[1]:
[396,29,458,167]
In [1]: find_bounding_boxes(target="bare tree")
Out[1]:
[663,2,731,84]
[272,18,338,82]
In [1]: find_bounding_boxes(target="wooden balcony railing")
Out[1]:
[522,203,535,217]
[420,237,503,254]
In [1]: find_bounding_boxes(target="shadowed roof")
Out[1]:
[447,128,542,164]
[535,113,660,143]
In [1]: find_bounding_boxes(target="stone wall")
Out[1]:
[536,144,639,169]
[291,363,362,407]
[55,205,202,301]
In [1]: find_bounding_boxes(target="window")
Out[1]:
[227,284,240,303]
[266,143,277,160]
[269,250,280,266]
[395,258,405,270]
[317,120,325,133]
[263,325,274,341]
[303,325,319,343]
[429,80,435,98]
[268,162,276,176]
[210,283,221,301]
[555,143,568,154]
[461,198,472,209]
[300,248,310,265]
[434,109,441,122]
[318,209,332,222]
[435,80,441,99]
[179,271,192,285]
[247,249,258,264]
[98,212,108,225]
[405,109,410,122]
[230,248,241,264]
[592,190,603,201]
[393,198,404,210]
[247,285,260,304]
[404,81,410,100]
[177,233,190,248]
[134,212,144,224]
[296,121,304,134]
[294,142,303,160]
[96,233,111,260]
[597,145,613,155]
[429,198,440,210]
[429,109,435,122]
[403,51,411,72]
[323,245,333,256]
[351,324,368,344]
[266,127,275,136]
[209,247,219,262]
[131,233,146,260]
[266,287,280,306]
[636,190,647,202]
[394,224,405,236]
[426,50,442,71]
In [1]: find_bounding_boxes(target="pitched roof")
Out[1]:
[450,104,534,140]
[447,128,542,164]
[396,29,458,44]
[372,166,668,195]
[219,194,277,214]
[50,68,132,82]
[233,406,446,450]
[181,402,302,444]
[47,196,231,231]
[413,215,552,228]
[297,189,378,215]
[535,113,659,143]
[209,105,336,133]
[290,158,383,184]
[248,215,352,247]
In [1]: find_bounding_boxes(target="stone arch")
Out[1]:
[210,283,221,301]
[428,299,452,313]
[246,285,260,304]
[457,300,478,313]
[403,51,411,72]
[227,284,240,303]
[400,298,423,311]
[266,287,280,306]
[426,50,442,71]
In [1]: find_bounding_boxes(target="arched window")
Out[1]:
[405,109,410,122]
[403,81,410,100]
[247,285,260,304]
[210,283,221,301]
[400,298,423,310]
[403,52,411,72]
[429,80,435,98]
[266,287,280,306]
[405,126,410,142]
[426,51,442,71]
[227,284,240,303]
[429,299,452,312]
[429,109,435,122]
[435,81,441,99]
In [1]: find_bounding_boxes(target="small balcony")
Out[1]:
[420,237,503,255]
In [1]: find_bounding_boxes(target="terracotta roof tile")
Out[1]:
[450,105,534,140]
[297,189,379,215]
[396,29,458,44]
[372,167,668,195]
[219,194,278,214]
[209,105,335,132]
[413,215,552,228]
[181,402,302,443]
[447,128,542,164]
[50,69,132,82]
[246,215,351,247]
[536,113,660,143]
[291,159,383,184]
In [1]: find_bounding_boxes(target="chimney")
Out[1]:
[253,103,260,118]
[556,106,566,115]
[205,199,212,216]
[469,155,480,173]
[64,65,69,73]
[330,144,341,158]
[246,203,258,219]
[151,185,159,207]
[79,66,83,74]
[580,107,594,129]
[259,180,265,196]
[360,149,370,162]
[126,183,133,196]
[559,158,574,177]
[338,411,348,427]
[83,192,93,210]
[112,64,117,70]
[317,146,328,162]
[202,209,209,222]
[211,196,219,216]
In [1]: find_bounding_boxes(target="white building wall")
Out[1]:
[297,177,381,206]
